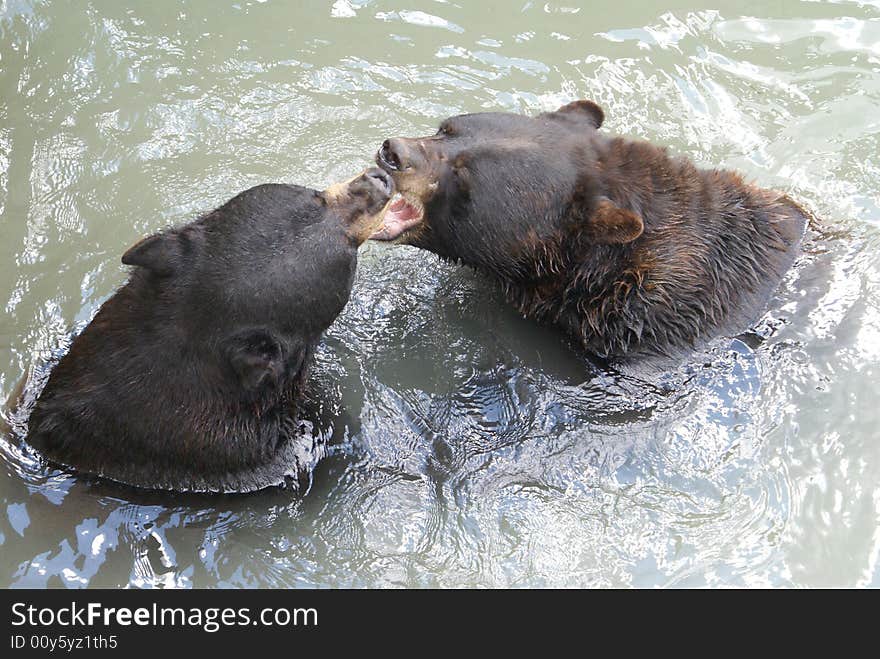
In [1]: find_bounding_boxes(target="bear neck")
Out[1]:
[495,135,805,358]
[27,280,315,493]
[581,135,804,356]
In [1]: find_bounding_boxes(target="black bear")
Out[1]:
[27,168,394,493]
[372,100,807,358]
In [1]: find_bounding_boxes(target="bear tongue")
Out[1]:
[371,197,423,241]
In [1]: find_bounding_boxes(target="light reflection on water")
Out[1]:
[1,0,879,588]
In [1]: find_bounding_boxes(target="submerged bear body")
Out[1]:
[28,169,394,493]
[373,101,807,358]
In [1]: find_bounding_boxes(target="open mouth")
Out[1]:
[370,193,424,241]
[376,146,402,172]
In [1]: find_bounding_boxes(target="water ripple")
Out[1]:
[1,0,879,588]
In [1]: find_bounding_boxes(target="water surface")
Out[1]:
[2,0,879,587]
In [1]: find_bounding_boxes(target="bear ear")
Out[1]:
[122,226,201,277]
[225,329,286,392]
[553,100,605,129]
[587,198,644,244]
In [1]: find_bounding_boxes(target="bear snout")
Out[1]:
[348,167,395,211]
[378,138,411,171]
[364,167,394,196]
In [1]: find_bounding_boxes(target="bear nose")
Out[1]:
[364,168,394,195]
[378,138,407,171]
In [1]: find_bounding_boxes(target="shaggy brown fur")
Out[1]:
[373,100,806,358]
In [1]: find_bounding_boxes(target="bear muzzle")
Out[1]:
[323,167,396,244]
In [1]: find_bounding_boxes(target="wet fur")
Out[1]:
[503,142,805,357]
[379,102,807,358]
[27,175,391,493]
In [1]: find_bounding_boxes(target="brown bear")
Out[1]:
[372,100,807,359]
[26,168,394,493]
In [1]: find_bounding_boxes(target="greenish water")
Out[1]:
[2,0,879,588]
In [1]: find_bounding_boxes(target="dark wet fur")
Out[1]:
[379,100,807,359]
[27,175,389,493]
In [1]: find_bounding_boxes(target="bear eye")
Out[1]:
[437,122,455,136]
